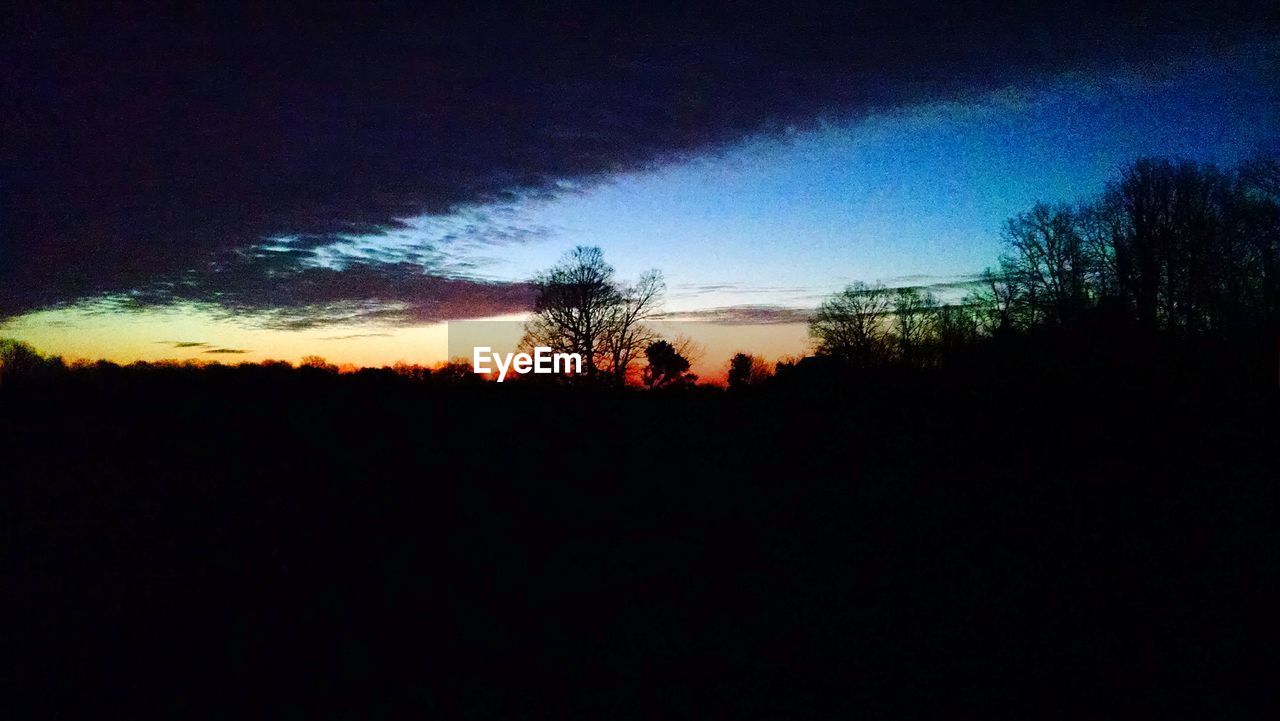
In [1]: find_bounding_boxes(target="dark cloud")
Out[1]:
[178,253,536,327]
[3,2,1275,321]
[165,341,210,349]
[204,348,248,354]
[90,257,537,329]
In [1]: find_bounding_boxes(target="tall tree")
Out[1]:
[1239,157,1280,331]
[1106,159,1261,336]
[602,270,665,386]
[998,202,1092,327]
[931,303,979,355]
[809,282,893,366]
[968,268,1022,336]
[522,246,664,384]
[893,287,939,365]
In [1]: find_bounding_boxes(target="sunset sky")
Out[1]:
[3,4,1277,377]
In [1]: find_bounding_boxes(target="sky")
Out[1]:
[3,3,1278,376]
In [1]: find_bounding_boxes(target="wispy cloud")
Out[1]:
[320,333,395,340]
[658,305,813,325]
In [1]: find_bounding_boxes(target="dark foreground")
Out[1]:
[3,362,1278,718]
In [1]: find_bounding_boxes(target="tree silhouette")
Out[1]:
[998,202,1092,327]
[602,270,665,387]
[643,340,691,388]
[809,281,893,366]
[522,246,664,385]
[0,338,50,387]
[726,352,772,389]
[931,302,979,356]
[892,287,939,366]
[951,155,1280,383]
[968,268,1022,335]
[432,358,479,383]
[300,355,338,372]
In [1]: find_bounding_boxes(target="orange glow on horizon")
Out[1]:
[1,305,813,383]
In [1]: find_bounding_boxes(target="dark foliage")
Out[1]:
[808,157,1280,382]
[642,340,692,389]
[4,158,1279,716]
[3,339,1277,717]
[726,352,772,390]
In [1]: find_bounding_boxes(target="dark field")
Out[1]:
[4,349,1277,718]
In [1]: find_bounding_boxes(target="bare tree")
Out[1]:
[893,287,939,365]
[522,246,618,377]
[809,281,893,365]
[601,270,665,386]
[1241,156,1280,201]
[998,202,1092,326]
[968,268,1021,335]
[521,246,664,385]
[669,334,705,369]
[931,303,979,355]
[1239,156,1280,366]
[1106,158,1262,335]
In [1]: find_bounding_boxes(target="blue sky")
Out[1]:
[387,44,1278,310]
[4,43,1276,367]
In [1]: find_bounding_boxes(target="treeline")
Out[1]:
[806,156,1280,382]
[0,340,484,389]
[4,156,1277,391]
[512,154,1280,388]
